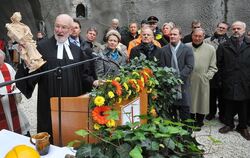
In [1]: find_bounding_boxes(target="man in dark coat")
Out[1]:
[69,19,85,48]
[15,14,95,140]
[182,20,209,44]
[121,22,139,48]
[217,21,250,140]
[204,21,230,122]
[160,27,194,121]
[130,27,161,61]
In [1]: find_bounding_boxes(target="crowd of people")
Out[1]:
[1,13,250,143]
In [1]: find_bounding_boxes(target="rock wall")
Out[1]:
[1,0,250,42]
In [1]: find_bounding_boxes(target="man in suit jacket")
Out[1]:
[160,27,194,121]
[69,19,85,48]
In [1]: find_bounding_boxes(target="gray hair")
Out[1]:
[106,29,121,41]
[193,28,205,35]
[232,21,246,30]
[162,22,175,30]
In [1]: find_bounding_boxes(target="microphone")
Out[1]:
[84,48,96,58]
[84,48,118,66]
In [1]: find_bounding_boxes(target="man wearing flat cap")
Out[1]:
[147,16,162,41]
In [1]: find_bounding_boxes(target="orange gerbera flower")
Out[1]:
[92,106,111,124]
[141,71,149,83]
[137,79,144,91]
[112,80,122,96]
[128,79,137,89]
[143,67,153,76]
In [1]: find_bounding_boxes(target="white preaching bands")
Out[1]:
[56,39,74,60]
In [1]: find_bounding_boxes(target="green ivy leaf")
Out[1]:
[116,143,132,158]
[132,132,146,141]
[140,124,157,132]
[167,126,180,134]
[151,141,160,151]
[153,133,171,138]
[67,140,81,147]
[176,142,184,152]
[75,129,89,137]
[110,130,125,140]
[163,138,176,151]
[75,144,93,157]
[187,142,201,152]
[129,145,143,158]
[159,124,168,133]
[105,110,119,120]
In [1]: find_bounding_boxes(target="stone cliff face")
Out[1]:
[1,0,250,42]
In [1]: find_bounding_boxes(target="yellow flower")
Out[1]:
[136,84,140,92]
[144,72,150,78]
[118,97,122,103]
[108,91,115,98]
[115,77,121,82]
[94,96,105,106]
[128,90,132,96]
[132,71,140,77]
[106,79,112,83]
[150,108,158,117]
[93,123,101,130]
[141,77,145,86]
[123,82,129,91]
[147,88,152,93]
[106,119,116,127]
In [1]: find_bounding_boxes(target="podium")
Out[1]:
[50,89,148,146]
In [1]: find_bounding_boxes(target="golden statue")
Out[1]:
[6,12,46,73]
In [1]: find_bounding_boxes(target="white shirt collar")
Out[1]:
[56,39,74,60]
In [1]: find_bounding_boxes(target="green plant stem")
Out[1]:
[86,129,119,148]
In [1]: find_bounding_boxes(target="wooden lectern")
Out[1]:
[51,89,148,146]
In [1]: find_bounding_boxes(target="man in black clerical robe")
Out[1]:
[15,14,96,141]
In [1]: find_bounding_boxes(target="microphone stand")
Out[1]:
[0,56,99,147]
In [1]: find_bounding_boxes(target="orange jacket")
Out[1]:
[127,35,161,57]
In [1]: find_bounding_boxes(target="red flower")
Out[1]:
[92,106,111,124]
[112,80,122,96]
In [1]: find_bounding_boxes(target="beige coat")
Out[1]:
[186,43,218,114]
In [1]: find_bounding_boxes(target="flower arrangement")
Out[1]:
[89,65,157,130]
[70,58,204,158]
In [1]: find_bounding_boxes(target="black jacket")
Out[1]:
[217,36,250,100]
[130,43,162,62]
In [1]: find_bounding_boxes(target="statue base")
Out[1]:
[28,59,46,73]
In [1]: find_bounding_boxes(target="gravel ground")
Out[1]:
[18,86,250,158]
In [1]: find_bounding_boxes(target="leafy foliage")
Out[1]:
[70,58,204,157]
[123,57,183,119]
[74,117,203,158]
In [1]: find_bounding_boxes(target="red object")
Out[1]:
[0,39,5,51]
[0,63,21,133]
